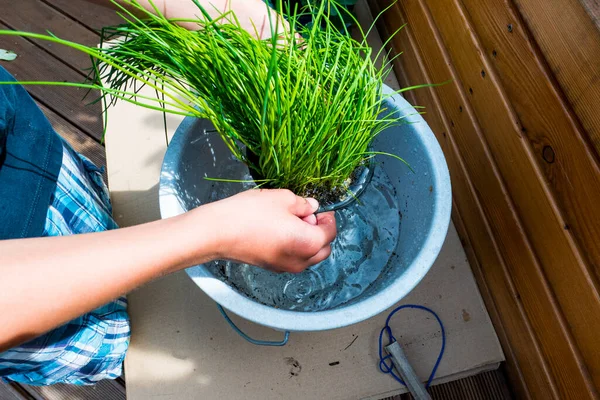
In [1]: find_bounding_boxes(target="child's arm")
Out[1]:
[0,189,335,352]
[88,0,288,38]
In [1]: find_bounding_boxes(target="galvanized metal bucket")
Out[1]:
[159,85,451,332]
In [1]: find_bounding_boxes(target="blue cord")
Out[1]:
[378,304,446,388]
[217,304,290,346]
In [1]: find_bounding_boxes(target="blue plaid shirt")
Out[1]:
[0,144,130,385]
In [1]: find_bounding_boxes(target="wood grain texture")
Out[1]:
[369,2,548,397]
[579,0,600,31]
[21,381,125,400]
[423,0,600,392]
[369,0,600,397]
[43,0,123,31]
[512,0,600,160]
[0,382,27,400]
[0,0,100,71]
[384,369,514,400]
[408,0,592,394]
[0,22,103,139]
[460,0,600,306]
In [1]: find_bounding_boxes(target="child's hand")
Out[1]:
[186,189,337,273]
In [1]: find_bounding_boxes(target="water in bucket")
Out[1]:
[205,165,401,311]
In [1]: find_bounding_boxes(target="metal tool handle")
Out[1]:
[385,341,432,400]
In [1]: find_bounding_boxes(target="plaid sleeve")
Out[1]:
[0,143,130,385]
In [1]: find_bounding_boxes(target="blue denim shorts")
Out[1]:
[0,143,130,385]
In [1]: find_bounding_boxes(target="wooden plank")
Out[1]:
[380,11,555,400]
[0,22,103,140]
[43,0,123,31]
[377,3,558,398]
[579,0,600,31]
[418,0,600,394]
[21,381,125,400]
[368,2,545,398]
[460,0,600,313]
[427,369,513,400]
[0,382,29,400]
[383,369,513,400]
[0,0,102,72]
[512,0,600,159]
[372,0,600,397]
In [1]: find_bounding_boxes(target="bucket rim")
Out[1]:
[159,84,452,331]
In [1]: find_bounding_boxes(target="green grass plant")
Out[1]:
[0,0,424,198]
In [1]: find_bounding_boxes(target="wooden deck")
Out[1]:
[0,0,511,398]
[367,0,600,397]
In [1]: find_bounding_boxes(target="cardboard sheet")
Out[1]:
[104,94,503,400]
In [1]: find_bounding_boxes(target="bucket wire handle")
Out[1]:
[217,304,290,346]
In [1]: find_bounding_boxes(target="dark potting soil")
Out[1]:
[246,151,364,205]
[302,167,363,205]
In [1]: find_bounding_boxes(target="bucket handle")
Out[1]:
[217,304,290,346]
